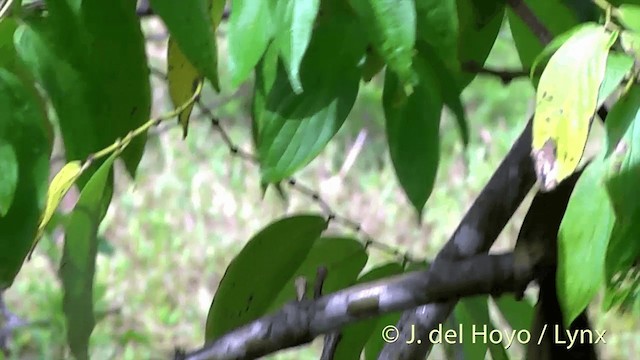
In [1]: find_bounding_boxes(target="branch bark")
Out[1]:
[178,252,535,360]
[378,119,537,359]
[377,1,555,358]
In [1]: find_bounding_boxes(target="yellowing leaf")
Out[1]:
[167,37,202,138]
[532,23,617,191]
[35,160,83,241]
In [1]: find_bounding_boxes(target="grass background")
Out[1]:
[2,15,639,360]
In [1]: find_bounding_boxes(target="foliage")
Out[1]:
[1,0,640,358]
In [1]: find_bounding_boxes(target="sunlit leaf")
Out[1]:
[60,151,118,360]
[531,24,616,191]
[272,0,320,93]
[620,30,640,59]
[557,154,615,327]
[205,214,327,340]
[349,0,417,86]
[36,161,83,240]
[615,4,640,32]
[226,0,272,88]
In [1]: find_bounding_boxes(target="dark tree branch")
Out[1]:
[507,0,553,44]
[315,266,343,360]
[378,1,556,358]
[378,120,537,359]
[178,252,536,360]
[462,62,529,84]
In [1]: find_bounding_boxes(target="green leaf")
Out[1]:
[349,0,417,86]
[383,52,442,219]
[415,0,458,64]
[452,300,488,360]
[493,295,535,333]
[597,52,635,107]
[615,4,640,32]
[14,0,151,183]
[417,40,468,146]
[272,0,321,93]
[255,8,365,183]
[602,84,640,282]
[459,297,510,360]
[268,236,368,311]
[0,69,51,288]
[508,0,580,69]
[0,140,18,216]
[557,154,615,327]
[333,263,404,360]
[226,0,272,88]
[205,214,327,340]
[457,0,505,87]
[531,24,616,191]
[60,151,117,360]
[620,30,640,60]
[150,0,219,90]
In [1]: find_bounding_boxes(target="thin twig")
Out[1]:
[462,62,529,84]
[507,0,553,44]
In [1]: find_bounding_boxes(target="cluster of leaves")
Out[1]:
[1,0,640,359]
[525,0,640,327]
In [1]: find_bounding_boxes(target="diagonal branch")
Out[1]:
[177,252,536,360]
[378,118,537,359]
[377,1,554,357]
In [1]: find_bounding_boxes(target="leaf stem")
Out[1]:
[86,81,203,166]
[592,0,611,13]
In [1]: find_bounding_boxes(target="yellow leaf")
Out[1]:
[35,160,83,240]
[167,37,202,138]
[532,23,617,191]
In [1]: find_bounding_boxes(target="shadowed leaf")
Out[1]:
[205,214,327,340]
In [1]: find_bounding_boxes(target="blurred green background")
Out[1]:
[2,16,638,360]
